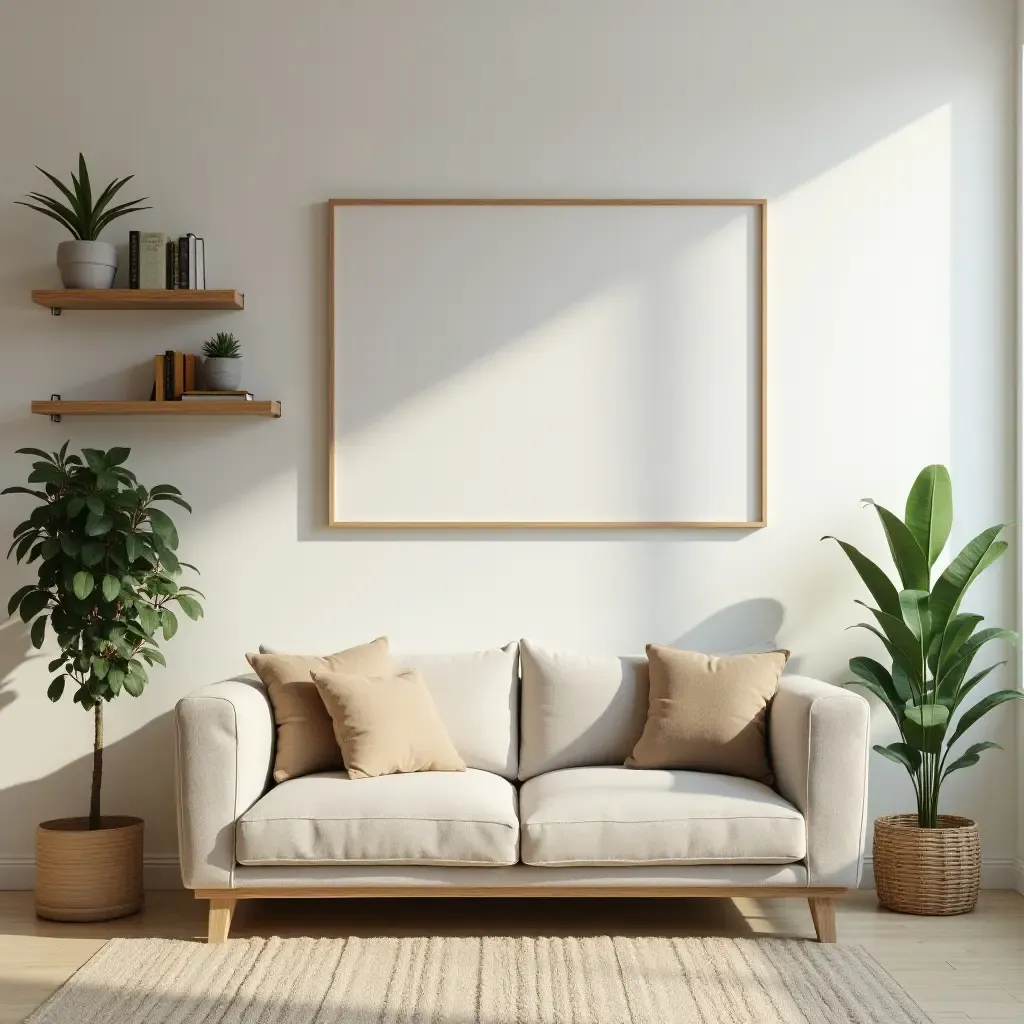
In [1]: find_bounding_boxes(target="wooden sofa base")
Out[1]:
[196,885,847,945]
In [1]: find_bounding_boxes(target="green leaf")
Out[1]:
[930,525,1007,642]
[843,659,901,708]
[142,648,167,667]
[7,584,36,618]
[856,602,924,677]
[15,446,55,460]
[938,628,1019,703]
[151,493,193,513]
[851,622,921,692]
[47,656,66,672]
[91,656,109,680]
[123,672,144,697]
[903,703,950,753]
[72,571,94,600]
[822,537,902,619]
[105,446,131,466]
[125,534,141,563]
[898,588,931,648]
[59,534,81,557]
[30,615,46,649]
[938,613,984,673]
[175,594,203,621]
[862,500,929,591]
[952,662,1005,712]
[80,540,106,566]
[66,496,85,518]
[14,201,81,237]
[149,484,182,496]
[138,605,160,635]
[47,676,65,702]
[85,512,113,537]
[942,741,1001,781]
[161,608,178,641]
[1,486,48,499]
[82,448,106,473]
[945,690,1024,749]
[18,589,48,622]
[873,742,922,774]
[106,667,125,695]
[85,494,105,515]
[146,508,179,547]
[101,575,121,602]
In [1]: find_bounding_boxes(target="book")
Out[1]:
[153,355,166,402]
[172,351,185,399]
[165,241,175,290]
[129,231,140,289]
[164,350,174,401]
[181,390,253,401]
[139,232,167,289]
[195,237,205,290]
[178,236,189,289]
[171,241,179,289]
[187,233,197,289]
[185,353,197,392]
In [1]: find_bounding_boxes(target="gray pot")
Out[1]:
[202,357,242,391]
[56,240,117,289]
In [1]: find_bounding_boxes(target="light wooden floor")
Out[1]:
[0,889,1021,1023]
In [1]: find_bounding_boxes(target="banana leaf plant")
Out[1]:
[825,465,1021,828]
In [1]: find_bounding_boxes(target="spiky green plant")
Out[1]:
[826,465,1022,828]
[15,154,150,241]
[202,332,241,358]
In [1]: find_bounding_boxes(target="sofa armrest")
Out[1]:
[175,677,275,889]
[769,675,870,887]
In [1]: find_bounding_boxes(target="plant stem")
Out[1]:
[89,701,103,830]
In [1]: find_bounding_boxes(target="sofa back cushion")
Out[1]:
[393,643,520,780]
[518,639,649,781]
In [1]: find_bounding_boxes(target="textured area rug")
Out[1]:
[27,934,929,1023]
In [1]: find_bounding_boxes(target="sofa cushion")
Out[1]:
[236,768,519,866]
[519,767,805,867]
[247,637,391,782]
[393,644,519,779]
[518,640,648,781]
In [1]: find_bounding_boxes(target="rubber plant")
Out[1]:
[3,444,203,828]
[825,465,1021,827]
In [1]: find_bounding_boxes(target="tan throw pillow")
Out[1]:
[311,668,466,780]
[626,645,788,785]
[246,637,390,783]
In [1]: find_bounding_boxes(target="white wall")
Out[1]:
[0,0,1016,888]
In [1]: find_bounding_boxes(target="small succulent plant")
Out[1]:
[202,332,241,359]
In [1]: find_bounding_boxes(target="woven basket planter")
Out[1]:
[873,814,980,915]
[35,816,143,922]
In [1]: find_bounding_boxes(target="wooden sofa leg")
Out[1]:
[207,897,236,944]
[808,897,837,943]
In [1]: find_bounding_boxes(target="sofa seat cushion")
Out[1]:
[236,768,519,867]
[519,767,805,867]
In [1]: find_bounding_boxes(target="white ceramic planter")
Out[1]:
[202,357,242,391]
[56,240,117,289]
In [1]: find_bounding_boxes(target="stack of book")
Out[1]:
[129,232,206,290]
[153,351,197,401]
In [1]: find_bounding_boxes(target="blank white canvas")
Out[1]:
[331,202,761,524]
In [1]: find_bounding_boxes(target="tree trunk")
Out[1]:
[89,702,103,830]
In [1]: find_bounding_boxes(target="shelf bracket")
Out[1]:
[49,394,61,423]
[50,306,61,316]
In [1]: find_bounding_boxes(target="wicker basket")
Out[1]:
[873,814,980,915]
[35,816,143,922]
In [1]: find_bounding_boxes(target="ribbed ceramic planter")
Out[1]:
[35,816,144,922]
[873,814,980,916]
[56,240,117,289]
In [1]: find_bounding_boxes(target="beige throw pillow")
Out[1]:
[312,668,466,780]
[246,637,390,783]
[626,645,788,785]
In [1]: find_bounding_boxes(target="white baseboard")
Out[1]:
[0,855,182,891]
[860,855,1021,891]
[3,856,1022,893]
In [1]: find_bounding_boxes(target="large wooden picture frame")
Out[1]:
[329,198,767,529]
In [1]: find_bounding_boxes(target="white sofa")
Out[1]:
[175,640,870,943]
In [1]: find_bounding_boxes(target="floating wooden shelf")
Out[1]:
[31,289,244,312]
[31,400,280,418]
